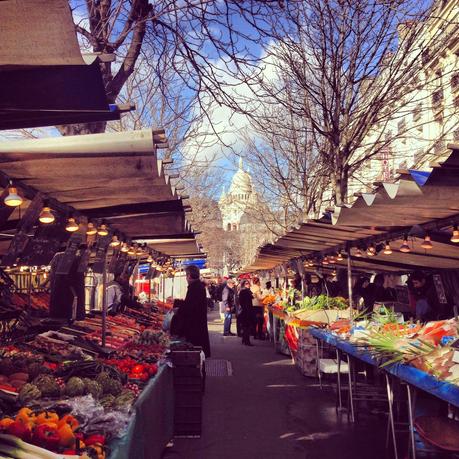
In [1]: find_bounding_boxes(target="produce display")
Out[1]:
[0,299,172,458]
[321,308,459,386]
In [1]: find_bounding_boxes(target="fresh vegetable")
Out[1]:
[18,384,41,404]
[31,424,60,450]
[36,411,59,426]
[57,423,75,448]
[64,377,85,397]
[57,414,79,432]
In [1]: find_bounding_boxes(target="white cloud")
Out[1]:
[182,42,280,169]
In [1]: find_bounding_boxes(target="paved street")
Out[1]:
[163,311,388,459]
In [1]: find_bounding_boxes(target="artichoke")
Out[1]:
[99,394,115,409]
[96,372,121,395]
[18,383,42,404]
[112,390,136,411]
[28,362,51,380]
[64,377,86,397]
[33,375,61,398]
[83,378,103,399]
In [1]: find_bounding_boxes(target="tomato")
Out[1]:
[131,364,145,374]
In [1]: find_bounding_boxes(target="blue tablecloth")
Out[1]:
[310,328,459,408]
[109,365,174,459]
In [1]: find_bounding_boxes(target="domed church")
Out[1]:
[218,158,260,231]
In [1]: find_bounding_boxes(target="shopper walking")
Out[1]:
[176,265,211,357]
[251,277,265,340]
[222,278,236,336]
[238,280,254,346]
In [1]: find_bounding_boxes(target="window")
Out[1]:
[413,104,422,123]
[397,119,406,134]
[453,129,459,141]
[434,109,444,124]
[432,89,444,106]
[451,73,459,92]
[434,141,445,154]
[414,149,424,164]
[422,48,430,66]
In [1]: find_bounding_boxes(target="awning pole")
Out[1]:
[101,250,109,348]
[347,251,353,321]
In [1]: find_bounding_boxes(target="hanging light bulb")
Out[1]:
[65,217,79,232]
[39,205,54,224]
[4,183,22,207]
[110,235,121,247]
[451,226,459,243]
[147,254,153,263]
[121,243,129,253]
[421,234,433,250]
[323,257,329,265]
[86,222,97,235]
[332,269,337,276]
[328,254,336,263]
[400,236,411,253]
[128,245,136,256]
[366,245,376,256]
[337,252,343,261]
[308,260,314,267]
[383,241,393,255]
[97,224,109,236]
[355,248,363,257]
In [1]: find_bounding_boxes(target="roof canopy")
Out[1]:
[0,129,203,261]
[244,147,459,275]
[0,0,125,129]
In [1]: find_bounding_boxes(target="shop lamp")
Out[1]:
[337,252,343,262]
[421,234,433,250]
[308,260,314,267]
[136,247,144,256]
[121,243,129,253]
[355,248,363,257]
[400,236,411,253]
[328,255,335,263]
[86,222,97,236]
[65,217,79,232]
[147,254,153,263]
[39,206,55,224]
[332,269,337,276]
[4,183,23,207]
[128,246,136,256]
[322,257,329,265]
[451,226,459,243]
[366,245,376,256]
[383,242,392,255]
[97,224,109,236]
[110,235,121,247]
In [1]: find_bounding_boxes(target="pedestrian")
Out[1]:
[222,278,236,336]
[238,280,254,346]
[251,277,265,340]
[175,265,211,357]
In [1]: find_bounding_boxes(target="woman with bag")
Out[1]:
[251,277,265,340]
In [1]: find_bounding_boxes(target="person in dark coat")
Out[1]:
[177,265,211,357]
[238,280,254,346]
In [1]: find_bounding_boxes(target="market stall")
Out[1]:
[242,146,459,458]
[0,129,204,458]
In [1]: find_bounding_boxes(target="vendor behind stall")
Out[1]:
[409,271,440,322]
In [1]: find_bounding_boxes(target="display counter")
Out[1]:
[109,364,174,459]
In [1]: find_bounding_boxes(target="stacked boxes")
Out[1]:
[171,348,203,437]
[294,328,317,377]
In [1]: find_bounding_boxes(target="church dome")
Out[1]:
[229,158,253,195]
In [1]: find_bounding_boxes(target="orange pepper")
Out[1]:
[57,423,75,448]
[0,418,15,429]
[16,407,36,425]
[58,414,79,431]
[36,411,59,426]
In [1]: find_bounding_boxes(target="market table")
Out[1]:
[310,327,459,459]
[109,364,174,459]
[310,328,459,407]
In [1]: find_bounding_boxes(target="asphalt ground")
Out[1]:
[163,310,389,459]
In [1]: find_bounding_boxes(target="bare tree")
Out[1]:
[232,0,459,205]
[62,0,285,136]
